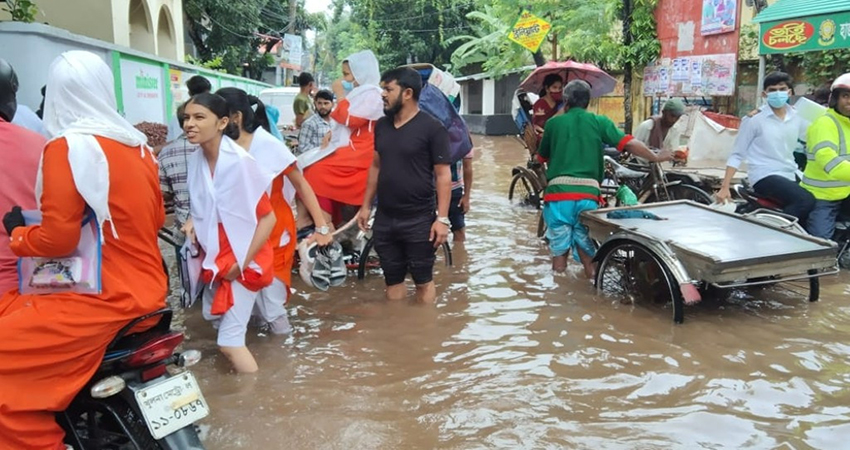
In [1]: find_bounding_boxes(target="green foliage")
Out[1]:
[313,11,371,82]
[185,55,227,73]
[339,0,475,69]
[2,0,39,22]
[449,0,659,77]
[184,0,323,80]
[618,0,660,68]
[786,49,850,88]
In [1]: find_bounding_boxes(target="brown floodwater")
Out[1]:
[172,135,850,449]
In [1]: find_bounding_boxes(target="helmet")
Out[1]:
[0,58,18,122]
[831,73,850,92]
[830,73,850,116]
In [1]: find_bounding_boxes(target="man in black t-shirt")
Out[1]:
[357,67,452,302]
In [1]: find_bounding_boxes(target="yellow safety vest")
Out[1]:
[801,110,850,201]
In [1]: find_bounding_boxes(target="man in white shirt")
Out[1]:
[716,72,815,221]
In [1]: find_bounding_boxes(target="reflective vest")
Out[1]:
[801,110,850,201]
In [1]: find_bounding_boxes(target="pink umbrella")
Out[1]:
[518,61,617,98]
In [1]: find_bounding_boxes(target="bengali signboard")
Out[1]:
[280,33,303,70]
[643,53,737,97]
[701,0,737,36]
[759,11,850,55]
[119,57,165,125]
[507,10,552,53]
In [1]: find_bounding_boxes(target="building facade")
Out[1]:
[1,0,185,61]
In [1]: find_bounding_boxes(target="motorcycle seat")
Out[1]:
[102,309,173,362]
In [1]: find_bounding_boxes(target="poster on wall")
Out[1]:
[671,58,690,82]
[643,53,737,97]
[701,0,737,36]
[119,58,165,125]
[168,67,191,118]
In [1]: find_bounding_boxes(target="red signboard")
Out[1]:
[761,21,816,51]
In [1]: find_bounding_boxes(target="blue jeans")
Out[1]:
[806,197,850,239]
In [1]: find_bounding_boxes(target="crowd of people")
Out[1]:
[0,49,474,448]
[2,45,849,448]
[530,70,850,279]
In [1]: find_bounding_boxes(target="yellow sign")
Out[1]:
[508,10,552,53]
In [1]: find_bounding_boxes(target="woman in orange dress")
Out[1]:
[299,50,384,226]
[0,51,167,449]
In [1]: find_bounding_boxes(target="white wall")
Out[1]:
[0,23,111,110]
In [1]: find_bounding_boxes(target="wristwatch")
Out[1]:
[436,216,451,226]
[316,225,330,235]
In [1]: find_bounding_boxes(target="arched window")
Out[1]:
[156,5,176,60]
[129,0,155,54]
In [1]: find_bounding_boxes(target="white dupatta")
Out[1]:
[298,50,384,169]
[188,136,273,276]
[37,51,152,241]
[248,127,298,233]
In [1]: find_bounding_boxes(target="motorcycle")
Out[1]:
[60,308,208,450]
[733,182,850,268]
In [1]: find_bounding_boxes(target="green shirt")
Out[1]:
[538,108,627,200]
[293,93,311,118]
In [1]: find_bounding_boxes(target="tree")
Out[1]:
[449,0,659,131]
[184,0,324,79]
[341,0,475,69]
[2,0,39,22]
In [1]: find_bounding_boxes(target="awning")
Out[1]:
[754,0,850,55]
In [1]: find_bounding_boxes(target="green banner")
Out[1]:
[760,11,850,54]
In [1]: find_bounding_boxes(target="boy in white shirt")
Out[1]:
[716,71,815,222]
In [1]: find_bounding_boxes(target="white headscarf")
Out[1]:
[37,51,151,240]
[297,49,383,169]
[345,50,384,121]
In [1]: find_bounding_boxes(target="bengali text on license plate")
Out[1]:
[134,371,209,440]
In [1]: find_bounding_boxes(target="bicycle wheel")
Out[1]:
[357,237,381,280]
[508,171,541,209]
[644,183,713,205]
[596,241,684,323]
[440,241,453,266]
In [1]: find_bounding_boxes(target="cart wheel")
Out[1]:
[808,269,819,302]
[509,171,541,208]
[644,184,713,205]
[537,212,547,238]
[596,241,685,323]
[357,237,381,280]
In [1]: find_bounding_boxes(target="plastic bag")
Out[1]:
[615,185,639,206]
[17,210,102,294]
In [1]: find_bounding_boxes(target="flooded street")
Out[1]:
[180,135,850,449]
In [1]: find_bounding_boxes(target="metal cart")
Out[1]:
[581,201,839,323]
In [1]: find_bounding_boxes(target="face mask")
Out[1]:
[766,90,789,109]
[550,92,563,103]
[342,80,354,93]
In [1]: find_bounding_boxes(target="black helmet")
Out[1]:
[0,58,18,122]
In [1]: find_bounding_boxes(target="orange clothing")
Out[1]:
[201,194,274,315]
[0,137,166,450]
[270,167,297,286]
[303,99,375,206]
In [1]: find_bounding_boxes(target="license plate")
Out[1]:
[134,371,210,440]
